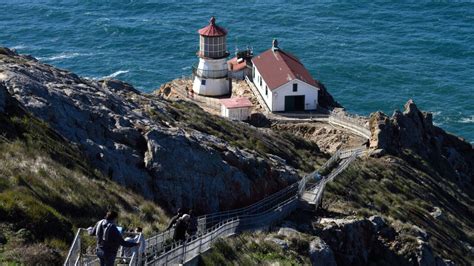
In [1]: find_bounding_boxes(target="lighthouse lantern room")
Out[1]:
[192,17,230,96]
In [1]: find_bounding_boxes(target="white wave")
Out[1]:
[40,52,89,61]
[101,70,129,79]
[459,116,474,124]
[431,111,441,117]
[181,66,191,70]
[11,44,27,50]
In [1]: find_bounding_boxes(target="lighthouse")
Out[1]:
[192,17,230,96]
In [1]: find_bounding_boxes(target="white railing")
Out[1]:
[144,182,299,258]
[64,228,83,266]
[64,229,142,266]
[245,76,270,113]
[145,147,364,265]
[328,113,371,139]
[148,196,298,265]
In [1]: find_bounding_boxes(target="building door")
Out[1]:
[285,95,305,111]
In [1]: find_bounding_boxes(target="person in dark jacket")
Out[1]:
[187,210,198,236]
[173,214,190,242]
[89,211,138,266]
[166,208,184,230]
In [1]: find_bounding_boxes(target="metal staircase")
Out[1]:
[64,147,364,266]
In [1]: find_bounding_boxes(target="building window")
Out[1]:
[293,83,298,92]
[201,79,206,85]
[265,86,268,96]
[260,77,262,87]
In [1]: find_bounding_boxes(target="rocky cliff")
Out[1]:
[369,99,473,185]
[0,47,323,213]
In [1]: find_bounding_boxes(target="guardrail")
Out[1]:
[245,76,271,113]
[148,196,298,265]
[144,182,299,258]
[64,229,142,266]
[328,114,371,139]
[64,228,83,265]
[144,147,364,265]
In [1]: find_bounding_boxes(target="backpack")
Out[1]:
[96,219,114,244]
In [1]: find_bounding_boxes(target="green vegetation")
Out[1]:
[324,155,474,264]
[0,102,168,264]
[155,100,327,173]
[200,232,311,266]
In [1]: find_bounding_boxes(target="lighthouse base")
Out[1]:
[192,57,230,96]
[192,77,230,96]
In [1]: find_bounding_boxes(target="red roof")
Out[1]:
[252,48,318,90]
[227,57,247,71]
[198,17,227,37]
[220,97,253,109]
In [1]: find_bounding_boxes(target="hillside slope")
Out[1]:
[201,103,473,265]
[0,82,168,264]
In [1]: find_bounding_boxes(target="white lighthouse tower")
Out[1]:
[192,17,230,96]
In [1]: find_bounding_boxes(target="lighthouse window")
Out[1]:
[293,83,298,92]
[201,79,206,85]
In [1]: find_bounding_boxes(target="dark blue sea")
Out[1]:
[1,1,473,142]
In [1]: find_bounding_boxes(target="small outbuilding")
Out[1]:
[219,97,253,121]
[252,39,319,112]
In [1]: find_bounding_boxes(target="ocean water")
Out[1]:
[1,1,473,142]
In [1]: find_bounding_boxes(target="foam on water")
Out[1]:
[101,70,129,79]
[459,116,474,124]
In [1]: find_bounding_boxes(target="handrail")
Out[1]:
[148,195,298,265]
[145,182,299,256]
[146,147,364,265]
[64,228,84,266]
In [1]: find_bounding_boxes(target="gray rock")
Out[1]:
[277,227,300,238]
[0,84,5,113]
[368,99,473,184]
[368,215,386,232]
[430,207,443,220]
[417,241,436,266]
[309,237,336,266]
[412,225,429,241]
[264,237,288,250]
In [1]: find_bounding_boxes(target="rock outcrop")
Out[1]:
[0,47,300,212]
[315,80,342,110]
[308,237,336,266]
[369,99,473,184]
[0,84,5,113]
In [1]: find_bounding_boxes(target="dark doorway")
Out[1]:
[284,95,305,111]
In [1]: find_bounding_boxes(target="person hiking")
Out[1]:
[187,210,198,236]
[166,208,184,230]
[89,211,139,266]
[173,214,190,243]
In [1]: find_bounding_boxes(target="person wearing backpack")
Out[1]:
[89,210,139,266]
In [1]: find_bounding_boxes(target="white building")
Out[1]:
[252,40,319,112]
[219,97,252,121]
[192,17,231,96]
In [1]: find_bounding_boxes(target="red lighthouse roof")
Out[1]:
[198,17,227,37]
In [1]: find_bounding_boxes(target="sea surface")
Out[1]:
[1,1,473,142]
